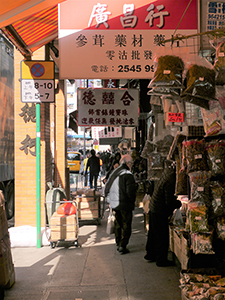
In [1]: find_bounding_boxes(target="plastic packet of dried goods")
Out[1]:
[140,140,156,159]
[183,140,208,173]
[148,152,164,169]
[181,141,187,172]
[180,65,217,110]
[148,55,185,89]
[216,217,225,240]
[201,100,225,137]
[188,171,211,206]
[150,95,161,106]
[204,287,225,298]
[216,86,225,110]
[206,142,225,176]
[175,155,188,195]
[214,40,225,85]
[191,232,215,255]
[210,183,225,217]
[147,169,162,181]
[188,202,209,233]
[147,86,180,96]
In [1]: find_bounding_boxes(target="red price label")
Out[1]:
[168,113,184,122]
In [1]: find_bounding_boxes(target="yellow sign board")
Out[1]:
[21,60,54,79]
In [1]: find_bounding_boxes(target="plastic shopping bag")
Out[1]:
[173,208,184,227]
[57,200,76,215]
[106,207,115,234]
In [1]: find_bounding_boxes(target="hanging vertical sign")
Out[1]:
[59,0,198,79]
[206,2,225,31]
[77,88,139,126]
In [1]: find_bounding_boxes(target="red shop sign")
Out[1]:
[168,112,184,122]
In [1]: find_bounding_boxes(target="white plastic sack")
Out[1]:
[8,226,50,247]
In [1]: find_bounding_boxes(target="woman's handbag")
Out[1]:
[106,207,115,234]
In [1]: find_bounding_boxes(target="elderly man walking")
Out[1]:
[104,155,136,254]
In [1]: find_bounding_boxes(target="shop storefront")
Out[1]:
[140,24,225,298]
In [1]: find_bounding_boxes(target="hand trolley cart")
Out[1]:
[44,198,80,249]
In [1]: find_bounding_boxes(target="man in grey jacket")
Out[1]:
[104,155,136,254]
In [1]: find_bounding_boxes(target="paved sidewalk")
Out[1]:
[4,203,182,300]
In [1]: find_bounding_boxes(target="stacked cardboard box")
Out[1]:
[0,191,15,288]
[73,189,100,220]
[50,212,78,241]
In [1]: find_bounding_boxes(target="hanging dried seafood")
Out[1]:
[206,141,225,176]
[210,182,225,217]
[181,65,216,110]
[175,155,188,196]
[191,232,215,255]
[188,171,211,207]
[216,216,225,240]
[183,140,208,173]
[148,55,185,89]
[188,202,209,233]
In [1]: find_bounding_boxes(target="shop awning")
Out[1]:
[0,0,65,57]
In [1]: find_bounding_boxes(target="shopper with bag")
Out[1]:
[104,155,136,254]
[144,161,181,267]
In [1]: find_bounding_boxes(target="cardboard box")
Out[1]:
[50,212,66,240]
[0,205,8,240]
[0,235,14,287]
[180,233,189,269]
[64,214,78,240]
[169,226,175,252]
[50,212,78,240]
[173,230,182,262]
[76,199,99,220]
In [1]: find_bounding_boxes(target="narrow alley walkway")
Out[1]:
[4,174,182,300]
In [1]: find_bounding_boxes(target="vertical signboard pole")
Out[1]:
[36,103,41,248]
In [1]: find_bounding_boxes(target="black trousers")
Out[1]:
[146,211,169,264]
[89,173,98,190]
[114,209,133,248]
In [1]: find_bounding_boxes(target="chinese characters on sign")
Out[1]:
[206,2,225,31]
[59,0,198,79]
[168,112,184,123]
[19,103,36,156]
[88,3,169,29]
[78,88,138,126]
[99,126,122,138]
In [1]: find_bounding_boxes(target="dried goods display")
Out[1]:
[187,202,209,233]
[188,171,211,206]
[183,140,208,173]
[211,183,225,217]
[216,217,225,241]
[181,64,216,110]
[206,142,225,176]
[148,55,185,89]
[191,232,215,255]
[180,271,225,300]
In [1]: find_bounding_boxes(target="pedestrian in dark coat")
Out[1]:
[105,155,136,254]
[85,149,100,190]
[144,162,181,266]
